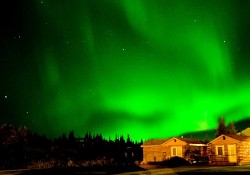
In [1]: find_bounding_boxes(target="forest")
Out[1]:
[0,124,143,170]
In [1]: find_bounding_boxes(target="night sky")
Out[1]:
[1,0,250,140]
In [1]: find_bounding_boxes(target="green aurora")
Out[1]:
[1,0,250,140]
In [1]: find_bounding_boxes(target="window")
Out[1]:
[228,144,236,155]
[217,147,223,155]
[171,146,182,157]
[228,144,237,163]
[216,145,224,155]
[172,148,177,156]
[222,136,226,140]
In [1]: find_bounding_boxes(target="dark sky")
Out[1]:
[1,0,250,140]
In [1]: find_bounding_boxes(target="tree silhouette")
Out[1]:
[227,122,237,135]
[0,124,143,169]
[216,116,227,137]
[204,133,210,143]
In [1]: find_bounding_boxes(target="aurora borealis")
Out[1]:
[1,0,250,140]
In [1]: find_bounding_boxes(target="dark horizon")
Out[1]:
[0,117,249,142]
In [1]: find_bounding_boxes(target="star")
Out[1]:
[4,95,8,99]
[14,36,21,39]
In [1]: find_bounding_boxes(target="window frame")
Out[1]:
[215,145,224,156]
[228,144,236,155]
[171,146,182,157]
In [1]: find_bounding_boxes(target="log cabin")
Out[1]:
[208,134,250,165]
[141,137,206,164]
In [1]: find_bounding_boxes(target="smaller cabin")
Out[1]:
[141,137,206,164]
[208,134,250,166]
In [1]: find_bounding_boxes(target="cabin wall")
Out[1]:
[208,136,240,165]
[142,145,194,163]
[143,146,164,162]
[208,144,236,165]
[163,139,187,158]
[238,141,250,165]
[208,135,250,165]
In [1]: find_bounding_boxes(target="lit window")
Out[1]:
[216,145,224,155]
[171,147,182,157]
[228,144,236,155]
[217,147,223,155]
[172,148,177,156]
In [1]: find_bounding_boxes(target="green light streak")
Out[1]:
[20,0,250,140]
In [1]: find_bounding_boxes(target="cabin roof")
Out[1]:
[177,137,205,144]
[142,139,169,146]
[142,137,205,146]
[209,134,250,144]
[228,134,250,141]
[238,127,250,136]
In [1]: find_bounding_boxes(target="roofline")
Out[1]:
[189,143,207,146]
[208,134,241,144]
[161,137,189,145]
[142,137,205,146]
[141,144,162,147]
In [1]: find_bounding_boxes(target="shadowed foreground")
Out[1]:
[117,165,250,175]
[1,165,250,175]
[0,165,145,175]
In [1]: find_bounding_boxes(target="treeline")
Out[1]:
[216,117,237,137]
[0,124,143,170]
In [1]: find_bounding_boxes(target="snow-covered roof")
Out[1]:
[238,127,250,136]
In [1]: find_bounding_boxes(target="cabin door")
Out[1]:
[228,144,237,163]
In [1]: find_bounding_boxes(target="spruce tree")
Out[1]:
[227,122,237,135]
[204,133,210,143]
[216,116,227,137]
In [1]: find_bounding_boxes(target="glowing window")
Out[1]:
[216,145,224,155]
